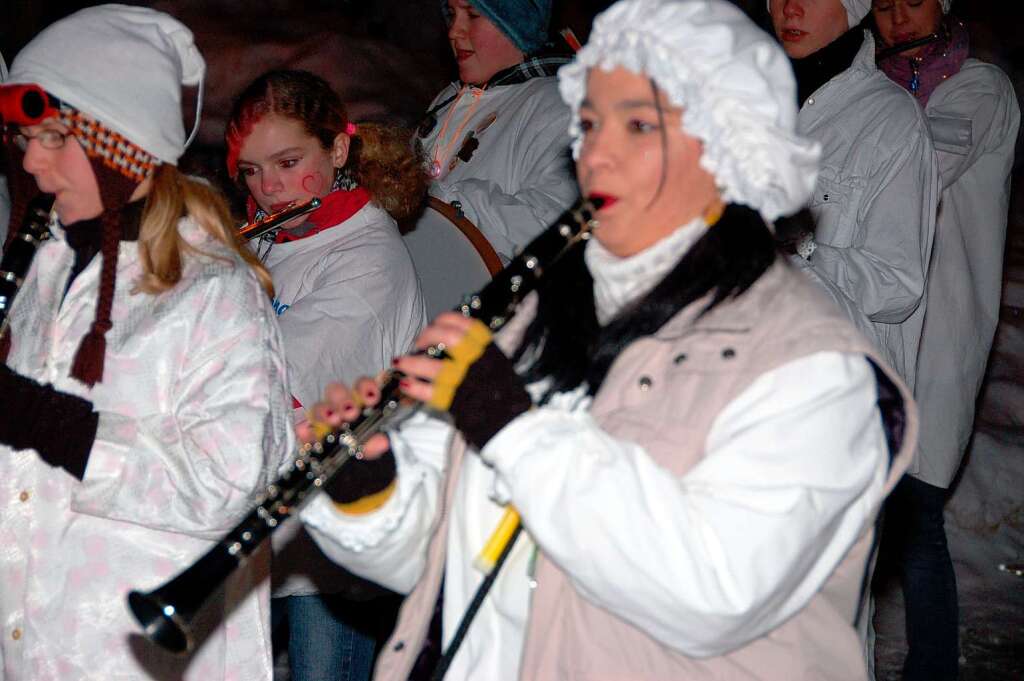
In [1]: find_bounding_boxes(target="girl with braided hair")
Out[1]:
[0,6,292,680]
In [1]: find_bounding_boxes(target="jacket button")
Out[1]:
[393,640,405,652]
[19,491,29,502]
[11,628,21,641]
[673,353,687,364]
[638,376,653,391]
[807,97,816,105]
[721,348,736,359]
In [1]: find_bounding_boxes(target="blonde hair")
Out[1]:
[136,165,274,297]
[347,121,428,221]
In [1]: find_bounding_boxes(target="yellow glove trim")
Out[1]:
[427,319,493,411]
[309,417,333,442]
[332,479,397,516]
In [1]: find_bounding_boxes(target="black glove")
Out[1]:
[0,364,98,480]
[448,343,532,451]
[323,449,398,509]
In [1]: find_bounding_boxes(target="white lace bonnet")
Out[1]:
[558,0,820,222]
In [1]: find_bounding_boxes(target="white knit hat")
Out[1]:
[765,0,871,29]
[560,0,820,221]
[7,4,204,165]
[840,0,872,27]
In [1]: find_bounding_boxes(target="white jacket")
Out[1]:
[0,216,294,680]
[422,77,579,262]
[793,32,939,390]
[259,199,426,597]
[911,59,1020,487]
[259,201,426,411]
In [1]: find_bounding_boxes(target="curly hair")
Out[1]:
[225,70,426,220]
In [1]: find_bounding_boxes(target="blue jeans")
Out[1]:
[273,594,376,681]
[882,475,960,681]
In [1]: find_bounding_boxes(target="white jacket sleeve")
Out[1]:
[927,63,1019,189]
[809,130,938,324]
[435,111,578,260]
[69,274,294,539]
[480,351,889,657]
[301,410,453,594]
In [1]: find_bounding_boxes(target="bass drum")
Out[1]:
[403,197,503,320]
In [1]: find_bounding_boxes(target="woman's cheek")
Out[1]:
[301,170,328,196]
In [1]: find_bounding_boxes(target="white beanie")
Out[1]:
[765,0,870,29]
[560,0,820,221]
[7,4,205,165]
[840,0,871,27]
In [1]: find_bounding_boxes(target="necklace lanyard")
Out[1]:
[429,85,484,179]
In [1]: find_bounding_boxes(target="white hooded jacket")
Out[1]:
[793,32,939,390]
[0,216,294,680]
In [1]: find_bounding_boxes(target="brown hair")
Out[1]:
[225,70,427,220]
[137,165,274,297]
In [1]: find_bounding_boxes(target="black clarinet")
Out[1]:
[127,197,603,654]
[0,194,54,335]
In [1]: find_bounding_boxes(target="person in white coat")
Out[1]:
[767,0,939,391]
[0,6,293,680]
[226,69,427,681]
[872,0,1020,678]
[418,0,579,262]
[292,2,919,680]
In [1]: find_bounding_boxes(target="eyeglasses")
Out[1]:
[10,128,69,151]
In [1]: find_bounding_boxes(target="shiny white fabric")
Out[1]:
[560,0,821,222]
[0,215,294,680]
[260,201,426,598]
[911,59,1020,487]
[792,32,939,389]
[422,78,579,262]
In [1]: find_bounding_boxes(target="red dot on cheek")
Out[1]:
[301,172,327,195]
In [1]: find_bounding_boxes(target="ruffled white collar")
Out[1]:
[584,216,707,325]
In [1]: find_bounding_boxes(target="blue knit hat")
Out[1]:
[446,0,552,54]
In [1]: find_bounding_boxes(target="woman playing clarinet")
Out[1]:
[298,1,919,679]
